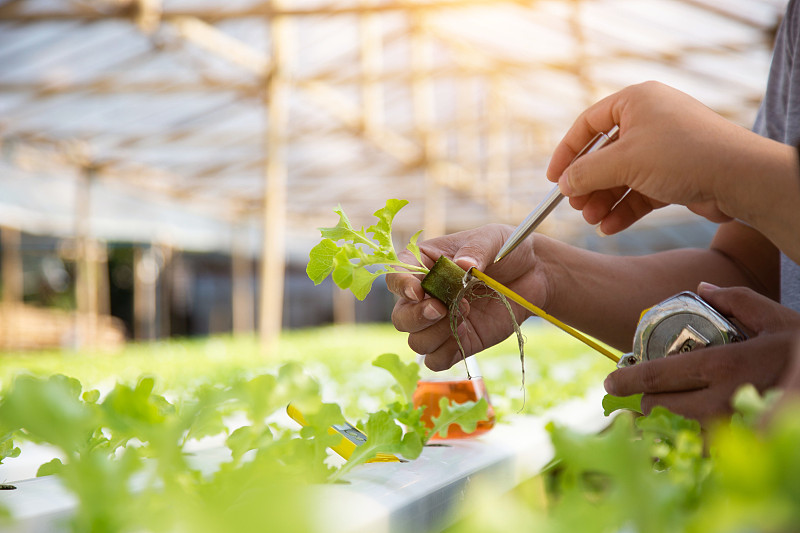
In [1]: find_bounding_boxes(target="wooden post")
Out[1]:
[133,245,158,341]
[569,0,596,107]
[487,76,510,213]
[456,77,478,178]
[1,226,23,306]
[74,166,100,347]
[360,0,383,136]
[232,227,255,334]
[96,241,110,318]
[410,12,446,239]
[159,244,173,338]
[259,1,292,352]
[1,226,23,350]
[332,286,356,325]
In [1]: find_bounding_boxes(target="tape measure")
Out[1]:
[286,404,404,463]
[617,291,746,368]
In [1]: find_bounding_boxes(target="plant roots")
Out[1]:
[420,257,526,404]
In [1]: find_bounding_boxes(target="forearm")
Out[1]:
[531,223,778,350]
[718,136,800,264]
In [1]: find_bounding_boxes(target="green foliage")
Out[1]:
[372,352,420,404]
[0,432,20,465]
[331,410,424,482]
[307,200,428,300]
[447,387,800,533]
[7,330,800,533]
[697,402,800,533]
[730,383,782,427]
[601,393,643,416]
[0,349,494,532]
[430,397,489,439]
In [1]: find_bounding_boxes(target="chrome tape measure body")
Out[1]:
[617,291,746,368]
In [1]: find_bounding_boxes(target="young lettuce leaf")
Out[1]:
[602,393,643,416]
[330,410,424,482]
[372,352,420,405]
[429,397,489,439]
[307,199,428,300]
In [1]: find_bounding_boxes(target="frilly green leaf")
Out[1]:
[307,200,428,300]
[372,353,420,404]
[407,230,425,267]
[366,199,408,250]
[430,397,489,439]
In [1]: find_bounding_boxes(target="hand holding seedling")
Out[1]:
[386,224,544,371]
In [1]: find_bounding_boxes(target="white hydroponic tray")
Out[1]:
[0,388,608,533]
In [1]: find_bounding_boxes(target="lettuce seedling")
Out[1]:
[307,198,472,307]
[307,199,429,301]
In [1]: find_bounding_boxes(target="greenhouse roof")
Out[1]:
[0,0,788,254]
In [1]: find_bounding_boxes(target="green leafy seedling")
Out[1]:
[307,199,472,309]
[307,199,428,301]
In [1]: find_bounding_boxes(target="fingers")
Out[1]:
[557,143,629,198]
[448,227,509,272]
[385,271,425,302]
[606,333,795,397]
[423,320,484,370]
[639,389,731,422]
[571,188,657,235]
[597,190,659,235]
[696,283,800,334]
[546,94,621,181]
[697,283,759,331]
[423,339,462,371]
[391,297,447,332]
[578,186,630,225]
[604,350,711,397]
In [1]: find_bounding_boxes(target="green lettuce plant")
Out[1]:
[307,199,428,301]
[307,199,470,308]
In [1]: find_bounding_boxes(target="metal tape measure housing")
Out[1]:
[618,291,745,368]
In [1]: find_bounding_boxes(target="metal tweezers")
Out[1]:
[494,125,620,263]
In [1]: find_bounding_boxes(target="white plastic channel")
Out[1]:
[0,388,608,533]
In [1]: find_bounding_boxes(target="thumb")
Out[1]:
[452,228,507,272]
[558,144,627,198]
[697,282,776,334]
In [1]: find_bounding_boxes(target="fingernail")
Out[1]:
[454,256,479,270]
[595,224,607,237]
[404,286,418,301]
[557,172,573,196]
[603,375,617,394]
[698,281,719,293]
[423,303,444,321]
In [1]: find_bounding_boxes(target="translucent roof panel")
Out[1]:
[0,0,788,254]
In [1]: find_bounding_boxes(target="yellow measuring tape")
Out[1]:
[468,268,621,363]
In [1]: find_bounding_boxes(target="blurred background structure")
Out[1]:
[0,0,788,351]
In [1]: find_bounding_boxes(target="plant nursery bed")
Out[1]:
[0,391,608,533]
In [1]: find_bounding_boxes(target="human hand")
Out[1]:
[385,224,545,371]
[697,282,800,336]
[605,332,797,424]
[546,81,790,235]
[604,283,800,423]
